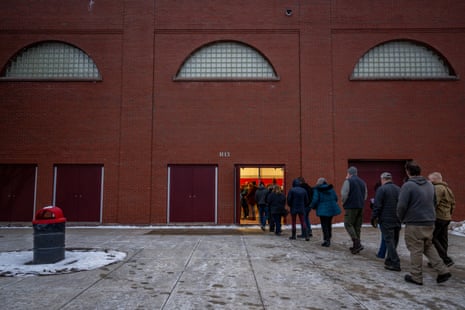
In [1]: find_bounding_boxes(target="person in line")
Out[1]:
[240,184,249,219]
[287,178,310,240]
[246,181,257,220]
[397,161,451,285]
[428,172,456,267]
[310,177,341,247]
[298,176,313,239]
[267,185,287,235]
[370,181,386,259]
[255,182,269,231]
[341,166,367,254]
[371,172,401,271]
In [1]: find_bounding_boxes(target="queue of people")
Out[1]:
[241,160,455,286]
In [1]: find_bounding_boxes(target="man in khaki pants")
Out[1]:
[397,161,451,285]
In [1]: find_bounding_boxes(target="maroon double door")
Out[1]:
[54,165,102,222]
[0,164,36,222]
[348,160,407,223]
[169,165,217,223]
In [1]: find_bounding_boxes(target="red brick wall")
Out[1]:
[1,0,464,224]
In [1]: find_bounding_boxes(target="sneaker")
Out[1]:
[260,226,266,231]
[384,264,401,272]
[405,274,423,286]
[437,272,452,283]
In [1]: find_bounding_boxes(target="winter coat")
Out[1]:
[341,175,367,209]
[286,178,309,215]
[397,176,436,226]
[267,191,286,215]
[432,181,455,221]
[372,181,401,227]
[255,184,269,206]
[299,182,313,208]
[246,185,257,205]
[310,183,341,217]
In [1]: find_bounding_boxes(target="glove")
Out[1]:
[371,218,378,228]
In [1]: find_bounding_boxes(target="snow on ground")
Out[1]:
[0,249,126,277]
[0,221,463,277]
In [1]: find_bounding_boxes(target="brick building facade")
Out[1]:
[0,1,464,225]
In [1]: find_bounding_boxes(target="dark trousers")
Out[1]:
[380,223,401,268]
[291,213,306,231]
[320,216,333,241]
[272,214,282,234]
[433,219,453,265]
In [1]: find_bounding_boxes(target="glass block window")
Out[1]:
[351,40,456,80]
[1,41,101,81]
[175,41,278,80]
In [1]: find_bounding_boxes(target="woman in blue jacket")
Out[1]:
[310,178,341,247]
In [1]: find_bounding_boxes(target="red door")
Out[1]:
[348,160,407,223]
[0,164,36,222]
[169,165,216,223]
[54,165,102,222]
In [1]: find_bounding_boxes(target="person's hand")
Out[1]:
[371,218,378,228]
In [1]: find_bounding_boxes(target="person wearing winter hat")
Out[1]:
[310,178,341,247]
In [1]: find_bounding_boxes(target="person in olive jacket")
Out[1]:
[310,178,341,247]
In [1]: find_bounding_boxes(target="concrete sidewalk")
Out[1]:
[0,226,464,309]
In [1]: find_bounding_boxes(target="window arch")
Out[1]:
[1,41,101,81]
[175,41,278,81]
[351,40,456,80]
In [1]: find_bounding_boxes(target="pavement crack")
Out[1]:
[160,238,201,309]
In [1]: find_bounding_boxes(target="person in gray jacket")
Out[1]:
[397,161,451,285]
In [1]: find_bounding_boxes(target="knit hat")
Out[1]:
[316,177,327,185]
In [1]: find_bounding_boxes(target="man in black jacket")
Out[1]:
[371,172,401,271]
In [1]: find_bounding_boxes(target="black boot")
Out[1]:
[303,229,310,241]
[351,238,364,254]
[289,229,296,240]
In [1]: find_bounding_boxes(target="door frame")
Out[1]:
[52,164,104,223]
[234,164,286,225]
[167,165,218,224]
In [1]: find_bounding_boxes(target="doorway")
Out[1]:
[348,160,407,223]
[235,165,285,225]
[0,164,37,222]
[168,165,217,223]
[53,164,103,222]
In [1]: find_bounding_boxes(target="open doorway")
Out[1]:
[235,165,285,225]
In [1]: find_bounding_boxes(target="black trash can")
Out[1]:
[32,206,66,264]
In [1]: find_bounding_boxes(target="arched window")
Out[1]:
[351,40,456,80]
[1,41,101,81]
[175,41,278,81]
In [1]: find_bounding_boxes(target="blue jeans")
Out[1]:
[380,224,400,268]
[258,204,268,227]
[377,228,387,258]
[303,206,312,235]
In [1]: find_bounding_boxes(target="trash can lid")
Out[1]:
[33,206,66,224]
